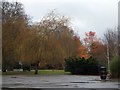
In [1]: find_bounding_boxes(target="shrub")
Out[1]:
[110,56,120,78]
[65,56,99,75]
[22,64,31,71]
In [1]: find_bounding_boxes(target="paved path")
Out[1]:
[2,75,120,89]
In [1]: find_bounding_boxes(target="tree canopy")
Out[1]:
[2,2,119,74]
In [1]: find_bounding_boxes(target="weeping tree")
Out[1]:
[30,11,78,74]
[2,2,29,72]
[2,2,78,74]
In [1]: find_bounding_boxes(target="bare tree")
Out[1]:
[104,29,118,61]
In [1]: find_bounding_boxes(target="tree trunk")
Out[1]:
[35,66,38,74]
[34,61,39,74]
[2,68,7,72]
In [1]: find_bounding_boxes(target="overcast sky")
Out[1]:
[9,0,119,39]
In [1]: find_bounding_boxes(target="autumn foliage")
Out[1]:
[74,36,89,59]
[2,2,111,73]
[74,31,107,64]
[74,31,97,59]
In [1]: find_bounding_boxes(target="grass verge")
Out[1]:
[2,70,70,75]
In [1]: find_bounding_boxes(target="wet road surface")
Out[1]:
[2,75,120,89]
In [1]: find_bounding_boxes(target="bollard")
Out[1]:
[100,66,107,80]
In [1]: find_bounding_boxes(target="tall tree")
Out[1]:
[83,31,107,65]
[2,2,29,71]
[84,31,98,57]
[104,29,118,60]
[30,11,78,73]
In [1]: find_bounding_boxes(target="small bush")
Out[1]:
[110,56,120,78]
[22,65,31,71]
[65,57,99,75]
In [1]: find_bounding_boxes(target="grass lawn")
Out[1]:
[2,70,71,75]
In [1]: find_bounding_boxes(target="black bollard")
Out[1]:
[100,66,107,80]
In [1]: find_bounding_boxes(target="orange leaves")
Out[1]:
[84,31,96,43]
[74,31,102,59]
[84,31,104,58]
[86,31,95,36]
[74,35,89,59]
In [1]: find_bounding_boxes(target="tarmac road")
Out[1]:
[2,75,120,90]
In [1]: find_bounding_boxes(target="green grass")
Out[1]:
[2,70,70,75]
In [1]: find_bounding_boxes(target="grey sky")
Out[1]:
[9,0,119,39]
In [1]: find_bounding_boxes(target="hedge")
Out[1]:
[65,57,99,75]
[110,56,120,78]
